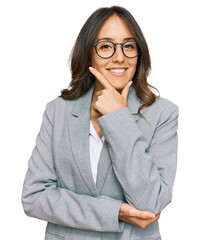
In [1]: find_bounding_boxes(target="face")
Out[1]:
[91,15,138,92]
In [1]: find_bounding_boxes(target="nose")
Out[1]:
[112,45,125,63]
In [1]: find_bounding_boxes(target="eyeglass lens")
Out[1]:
[96,41,138,58]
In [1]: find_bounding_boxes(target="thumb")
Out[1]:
[121,81,132,103]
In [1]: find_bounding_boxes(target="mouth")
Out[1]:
[107,68,128,76]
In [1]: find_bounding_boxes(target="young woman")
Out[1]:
[22,6,179,240]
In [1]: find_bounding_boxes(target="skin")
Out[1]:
[91,15,138,94]
[89,15,160,228]
[90,14,138,138]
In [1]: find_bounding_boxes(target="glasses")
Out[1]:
[92,40,139,59]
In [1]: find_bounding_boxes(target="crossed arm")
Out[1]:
[90,66,178,224]
[22,96,178,231]
[22,66,178,231]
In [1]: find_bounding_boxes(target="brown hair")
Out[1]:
[60,6,159,116]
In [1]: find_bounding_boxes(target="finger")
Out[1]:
[89,66,113,90]
[144,213,160,224]
[121,80,132,103]
[156,212,161,218]
[93,90,102,102]
[95,90,102,97]
[136,214,160,228]
[129,208,155,219]
[120,203,155,219]
[91,101,100,113]
[120,213,159,229]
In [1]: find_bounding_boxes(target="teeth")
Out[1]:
[110,69,126,73]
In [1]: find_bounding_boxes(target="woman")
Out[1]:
[22,6,179,240]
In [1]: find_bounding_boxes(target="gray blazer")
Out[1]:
[22,83,179,240]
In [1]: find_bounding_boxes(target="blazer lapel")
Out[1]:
[96,140,111,193]
[68,84,99,197]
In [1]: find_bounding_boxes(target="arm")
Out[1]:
[97,103,179,214]
[21,102,123,232]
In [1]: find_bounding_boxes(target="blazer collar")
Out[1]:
[70,84,95,118]
[71,83,141,117]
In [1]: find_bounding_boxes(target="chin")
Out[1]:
[111,82,127,90]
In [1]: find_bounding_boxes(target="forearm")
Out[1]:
[97,106,178,214]
[22,181,122,232]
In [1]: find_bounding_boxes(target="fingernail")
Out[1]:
[89,66,93,71]
[128,81,133,86]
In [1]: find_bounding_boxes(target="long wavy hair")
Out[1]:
[60,6,159,116]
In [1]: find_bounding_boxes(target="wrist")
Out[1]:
[118,202,126,218]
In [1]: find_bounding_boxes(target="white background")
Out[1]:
[0,0,199,239]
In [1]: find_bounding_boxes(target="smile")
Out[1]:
[110,68,126,73]
[107,68,128,77]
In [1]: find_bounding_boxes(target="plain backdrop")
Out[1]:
[0,0,199,239]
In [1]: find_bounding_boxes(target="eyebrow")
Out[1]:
[96,37,135,42]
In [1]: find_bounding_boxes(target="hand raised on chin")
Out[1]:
[89,66,132,115]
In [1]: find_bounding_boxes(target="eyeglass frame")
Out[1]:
[92,40,140,59]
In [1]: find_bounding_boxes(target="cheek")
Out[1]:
[92,57,109,71]
[91,49,102,69]
[129,60,138,74]
[91,55,100,68]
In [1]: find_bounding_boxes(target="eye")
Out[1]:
[124,44,135,49]
[100,44,112,49]
[97,42,114,53]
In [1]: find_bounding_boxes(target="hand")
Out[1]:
[119,203,161,229]
[89,66,132,115]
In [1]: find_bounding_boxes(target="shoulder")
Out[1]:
[154,96,178,112]
[140,96,179,128]
[43,96,77,124]
[142,95,179,116]
[45,96,76,112]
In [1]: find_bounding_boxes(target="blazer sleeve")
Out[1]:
[21,102,123,232]
[97,101,179,215]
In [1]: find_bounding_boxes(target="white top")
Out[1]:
[89,120,105,184]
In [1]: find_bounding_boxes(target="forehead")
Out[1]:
[96,15,133,40]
